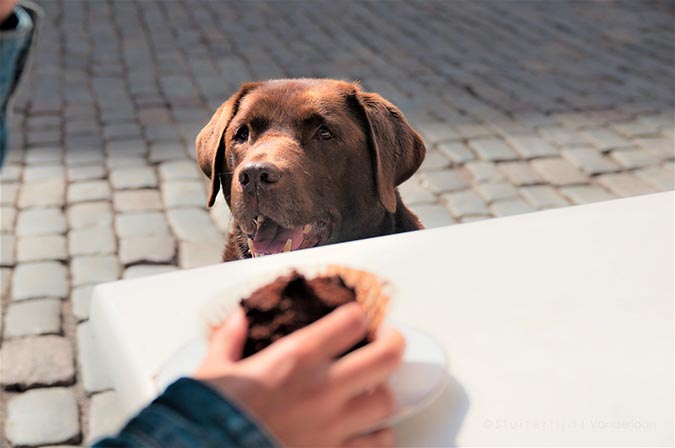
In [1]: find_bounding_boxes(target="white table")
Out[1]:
[91,192,674,446]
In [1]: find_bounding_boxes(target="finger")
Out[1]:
[209,307,249,362]
[281,302,368,360]
[330,327,405,397]
[343,428,395,448]
[341,385,396,437]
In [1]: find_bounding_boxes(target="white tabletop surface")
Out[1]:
[91,192,674,446]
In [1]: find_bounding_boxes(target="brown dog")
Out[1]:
[195,79,426,261]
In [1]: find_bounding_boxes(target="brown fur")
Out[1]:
[195,79,426,261]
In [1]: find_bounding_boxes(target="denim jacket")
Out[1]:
[94,378,277,448]
[0,1,39,167]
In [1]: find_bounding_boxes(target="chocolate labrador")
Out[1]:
[196,78,426,261]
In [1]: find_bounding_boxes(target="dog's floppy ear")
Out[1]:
[196,82,260,207]
[353,90,426,213]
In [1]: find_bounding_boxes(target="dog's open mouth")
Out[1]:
[246,215,322,257]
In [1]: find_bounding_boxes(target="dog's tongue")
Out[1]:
[252,219,304,254]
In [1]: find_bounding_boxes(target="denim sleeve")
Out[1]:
[94,378,278,448]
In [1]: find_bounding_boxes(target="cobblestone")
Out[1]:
[596,173,658,197]
[179,240,223,268]
[72,285,95,322]
[561,147,621,175]
[67,181,112,203]
[71,255,120,287]
[67,202,113,229]
[398,177,437,205]
[12,262,68,301]
[1,206,16,232]
[633,167,674,191]
[437,142,475,164]
[162,181,207,208]
[475,182,519,203]
[419,170,468,194]
[530,158,588,186]
[5,388,79,446]
[490,199,537,217]
[519,186,570,209]
[115,212,170,238]
[610,148,661,170]
[16,208,66,236]
[159,160,202,180]
[3,298,61,339]
[68,226,116,256]
[113,190,163,212]
[559,185,618,204]
[1,183,19,206]
[18,179,65,209]
[497,161,545,186]
[110,167,158,190]
[119,235,176,265]
[1,233,14,266]
[88,391,126,444]
[67,164,106,182]
[469,138,519,162]
[17,235,68,262]
[409,204,455,229]
[123,264,179,279]
[1,336,74,388]
[167,208,221,242]
[441,190,490,217]
[77,322,113,393]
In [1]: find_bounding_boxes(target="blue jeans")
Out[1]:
[0,3,38,168]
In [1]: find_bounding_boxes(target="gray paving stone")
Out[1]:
[67,202,113,229]
[5,387,79,446]
[490,198,536,217]
[504,135,559,159]
[1,205,16,232]
[149,142,187,162]
[441,190,490,217]
[17,235,68,262]
[1,232,14,266]
[12,262,68,301]
[519,186,570,209]
[559,185,618,204]
[496,161,545,186]
[168,208,222,242]
[1,336,74,388]
[162,181,207,208]
[464,161,504,183]
[460,215,491,223]
[469,138,519,161]
[475,182,519,203]
[633,137,674,161]
[0,163,22,182]
[71,255,119,287]
[67,164,106,182]
[106,139,147,157]
[582,128,632,151]
[159,159,202,180]
[398,177,436,205]
[68,226,116,256]
[409,204,455,229]
[18,179,66,209]
[209,196,234,234]
[77,321,113,393]
[418,149,451,171]
[110,167,158,190]
[72,285,95,321]
[88,391,127,444]
[418,169,468,194]
[595,173,658,197]
[25,147,63,165]
[437,141,475,164]
[633,167,674,191]
[530,158,588,186]
[416,122,460,143]
[123,264,178,279]
[115,211,170,237]
[105,156,147,169]
[610,148,661,169]
[119,235,176,265]
[456,123,494,139]
[16,207,66,236]
[67,180,112,202]
[113,189,163,212]
[23,165,65,182]
[1,182,19,205]
[179,240,224,268]
[3,298,61,338]
[1,267,11,298]
[561,147,621,175]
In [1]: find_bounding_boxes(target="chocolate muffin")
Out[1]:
[240,271,368,358]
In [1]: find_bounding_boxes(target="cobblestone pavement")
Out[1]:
[1,0,673,445]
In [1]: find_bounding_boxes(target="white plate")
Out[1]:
[155,323,448,428]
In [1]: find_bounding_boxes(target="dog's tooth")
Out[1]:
[303,224,313,234]
[247,238,256,258]
[283,239,293,252]
[256,214,264,230]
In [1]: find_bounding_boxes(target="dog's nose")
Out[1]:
[238,162,281,192]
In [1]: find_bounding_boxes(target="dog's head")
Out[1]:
[196,79,425,257]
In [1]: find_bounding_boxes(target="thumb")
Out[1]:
[210,306,249,362]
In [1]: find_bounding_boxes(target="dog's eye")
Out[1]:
[234,125,249,143]
[315,126,334,140]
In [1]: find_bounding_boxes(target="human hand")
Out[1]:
[0,0,17,24]
[195,303,405,447]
